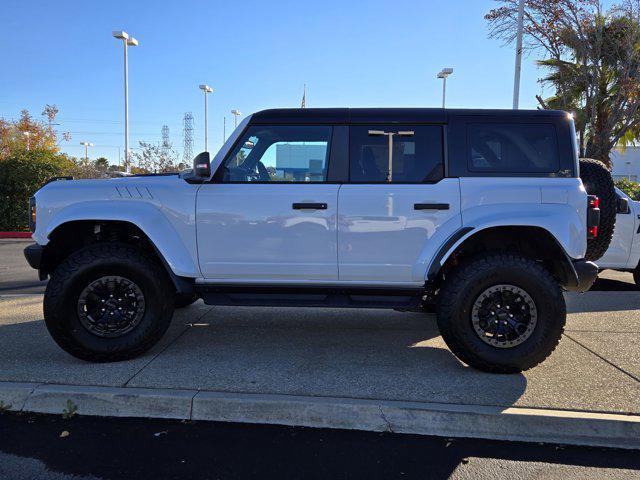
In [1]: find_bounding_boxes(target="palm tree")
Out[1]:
[537,13,640,165]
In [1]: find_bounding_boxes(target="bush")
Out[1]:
[615,178,640,201]
[0,150,74,231]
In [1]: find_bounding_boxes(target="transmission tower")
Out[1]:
[183,112,194,162]
[161,125,170,151]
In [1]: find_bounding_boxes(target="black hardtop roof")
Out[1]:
[250,108,568,125]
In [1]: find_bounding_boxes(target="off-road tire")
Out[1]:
[43,243,175,362]
[175,293,198,309]
[580,158,616,261]
[437,254,566,373]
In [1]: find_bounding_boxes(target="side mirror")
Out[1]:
[617,196,631,214]
[193,152,211,178]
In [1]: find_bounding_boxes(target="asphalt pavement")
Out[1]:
[1,239,640,474]
[0,412,638,480]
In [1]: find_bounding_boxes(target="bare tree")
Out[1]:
[132,141,181,173]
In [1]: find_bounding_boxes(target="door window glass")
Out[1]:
[349,126,443,183]
[220,126,331,183]
[468,124,560,173]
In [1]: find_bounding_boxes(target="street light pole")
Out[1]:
[80,142,94,163]
[199,84,213,151]
[231,109,242,128]
[112,31,139,172]
[437,68,454,108]
[513,0,525,109]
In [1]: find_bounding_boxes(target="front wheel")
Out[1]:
[43,243,175,362]
[437,254,565,373]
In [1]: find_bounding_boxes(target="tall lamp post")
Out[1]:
[199,84,213,151]
[80,141,94,163]
[437,68,454,108]
[512,0,525,109]
[231,109,242,128]
[112,30,139,173]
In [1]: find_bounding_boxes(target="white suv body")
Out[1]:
[598,187,640,282]
[24,108,599,372]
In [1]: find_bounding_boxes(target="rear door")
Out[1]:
[196,125,339,281]
[338,125,462,283]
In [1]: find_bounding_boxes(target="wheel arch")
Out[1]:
[428,225,579,289]
[41,219,195,295]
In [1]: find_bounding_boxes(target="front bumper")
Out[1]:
[565,259,598,293]
[24,244,43,270]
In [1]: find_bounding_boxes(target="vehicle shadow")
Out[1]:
[129,306,530,409]
[564,290,640,313]
[590,276,638,292]
[0,304,529,412]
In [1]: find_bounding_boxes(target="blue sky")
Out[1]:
[1,0,550,164]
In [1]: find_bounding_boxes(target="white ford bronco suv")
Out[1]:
[24,108,602,373]
[598,187,640,286]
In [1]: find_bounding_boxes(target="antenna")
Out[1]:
[183,112,194,162]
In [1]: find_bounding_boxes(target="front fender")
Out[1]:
[39,200,199,278]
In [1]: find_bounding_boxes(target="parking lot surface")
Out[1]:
[1,239,639,448]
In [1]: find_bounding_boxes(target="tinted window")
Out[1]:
[220,125,331,183]
[468,124,560,173]
[349,126,443,183]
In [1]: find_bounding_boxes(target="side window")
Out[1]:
[468,123,560,174]
[220,125,332,183]
[349,125,443,183]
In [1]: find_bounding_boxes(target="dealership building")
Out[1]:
[611,147,640,181]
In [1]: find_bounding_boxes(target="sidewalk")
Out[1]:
[0,290,639,448]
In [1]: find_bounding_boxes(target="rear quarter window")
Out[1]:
[468,123,560,174]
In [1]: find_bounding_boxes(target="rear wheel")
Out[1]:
[437,254,565,373]
[43,243,175,362]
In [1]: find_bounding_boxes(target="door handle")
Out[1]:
[414,203,449,210]
[292,202,328,210]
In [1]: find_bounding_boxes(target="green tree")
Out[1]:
[0,151,75,231]
[93,157,110,170]
[615,178,640,199]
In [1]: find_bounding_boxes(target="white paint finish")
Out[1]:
[541,186,569,204]
[598,188,640,270]
[337,180,462,282]
[456,177,587,259]
[196,183,339,280]
[33,176,201,277]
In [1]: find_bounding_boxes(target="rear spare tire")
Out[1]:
[579,158,616,261]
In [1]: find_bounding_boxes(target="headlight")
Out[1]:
[29,197,36,232]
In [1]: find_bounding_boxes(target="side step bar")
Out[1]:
[194,284,423,309]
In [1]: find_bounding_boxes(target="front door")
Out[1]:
[338,125,462,283]
[196,125,339,281]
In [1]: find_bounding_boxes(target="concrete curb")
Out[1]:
[1,382,639,449]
